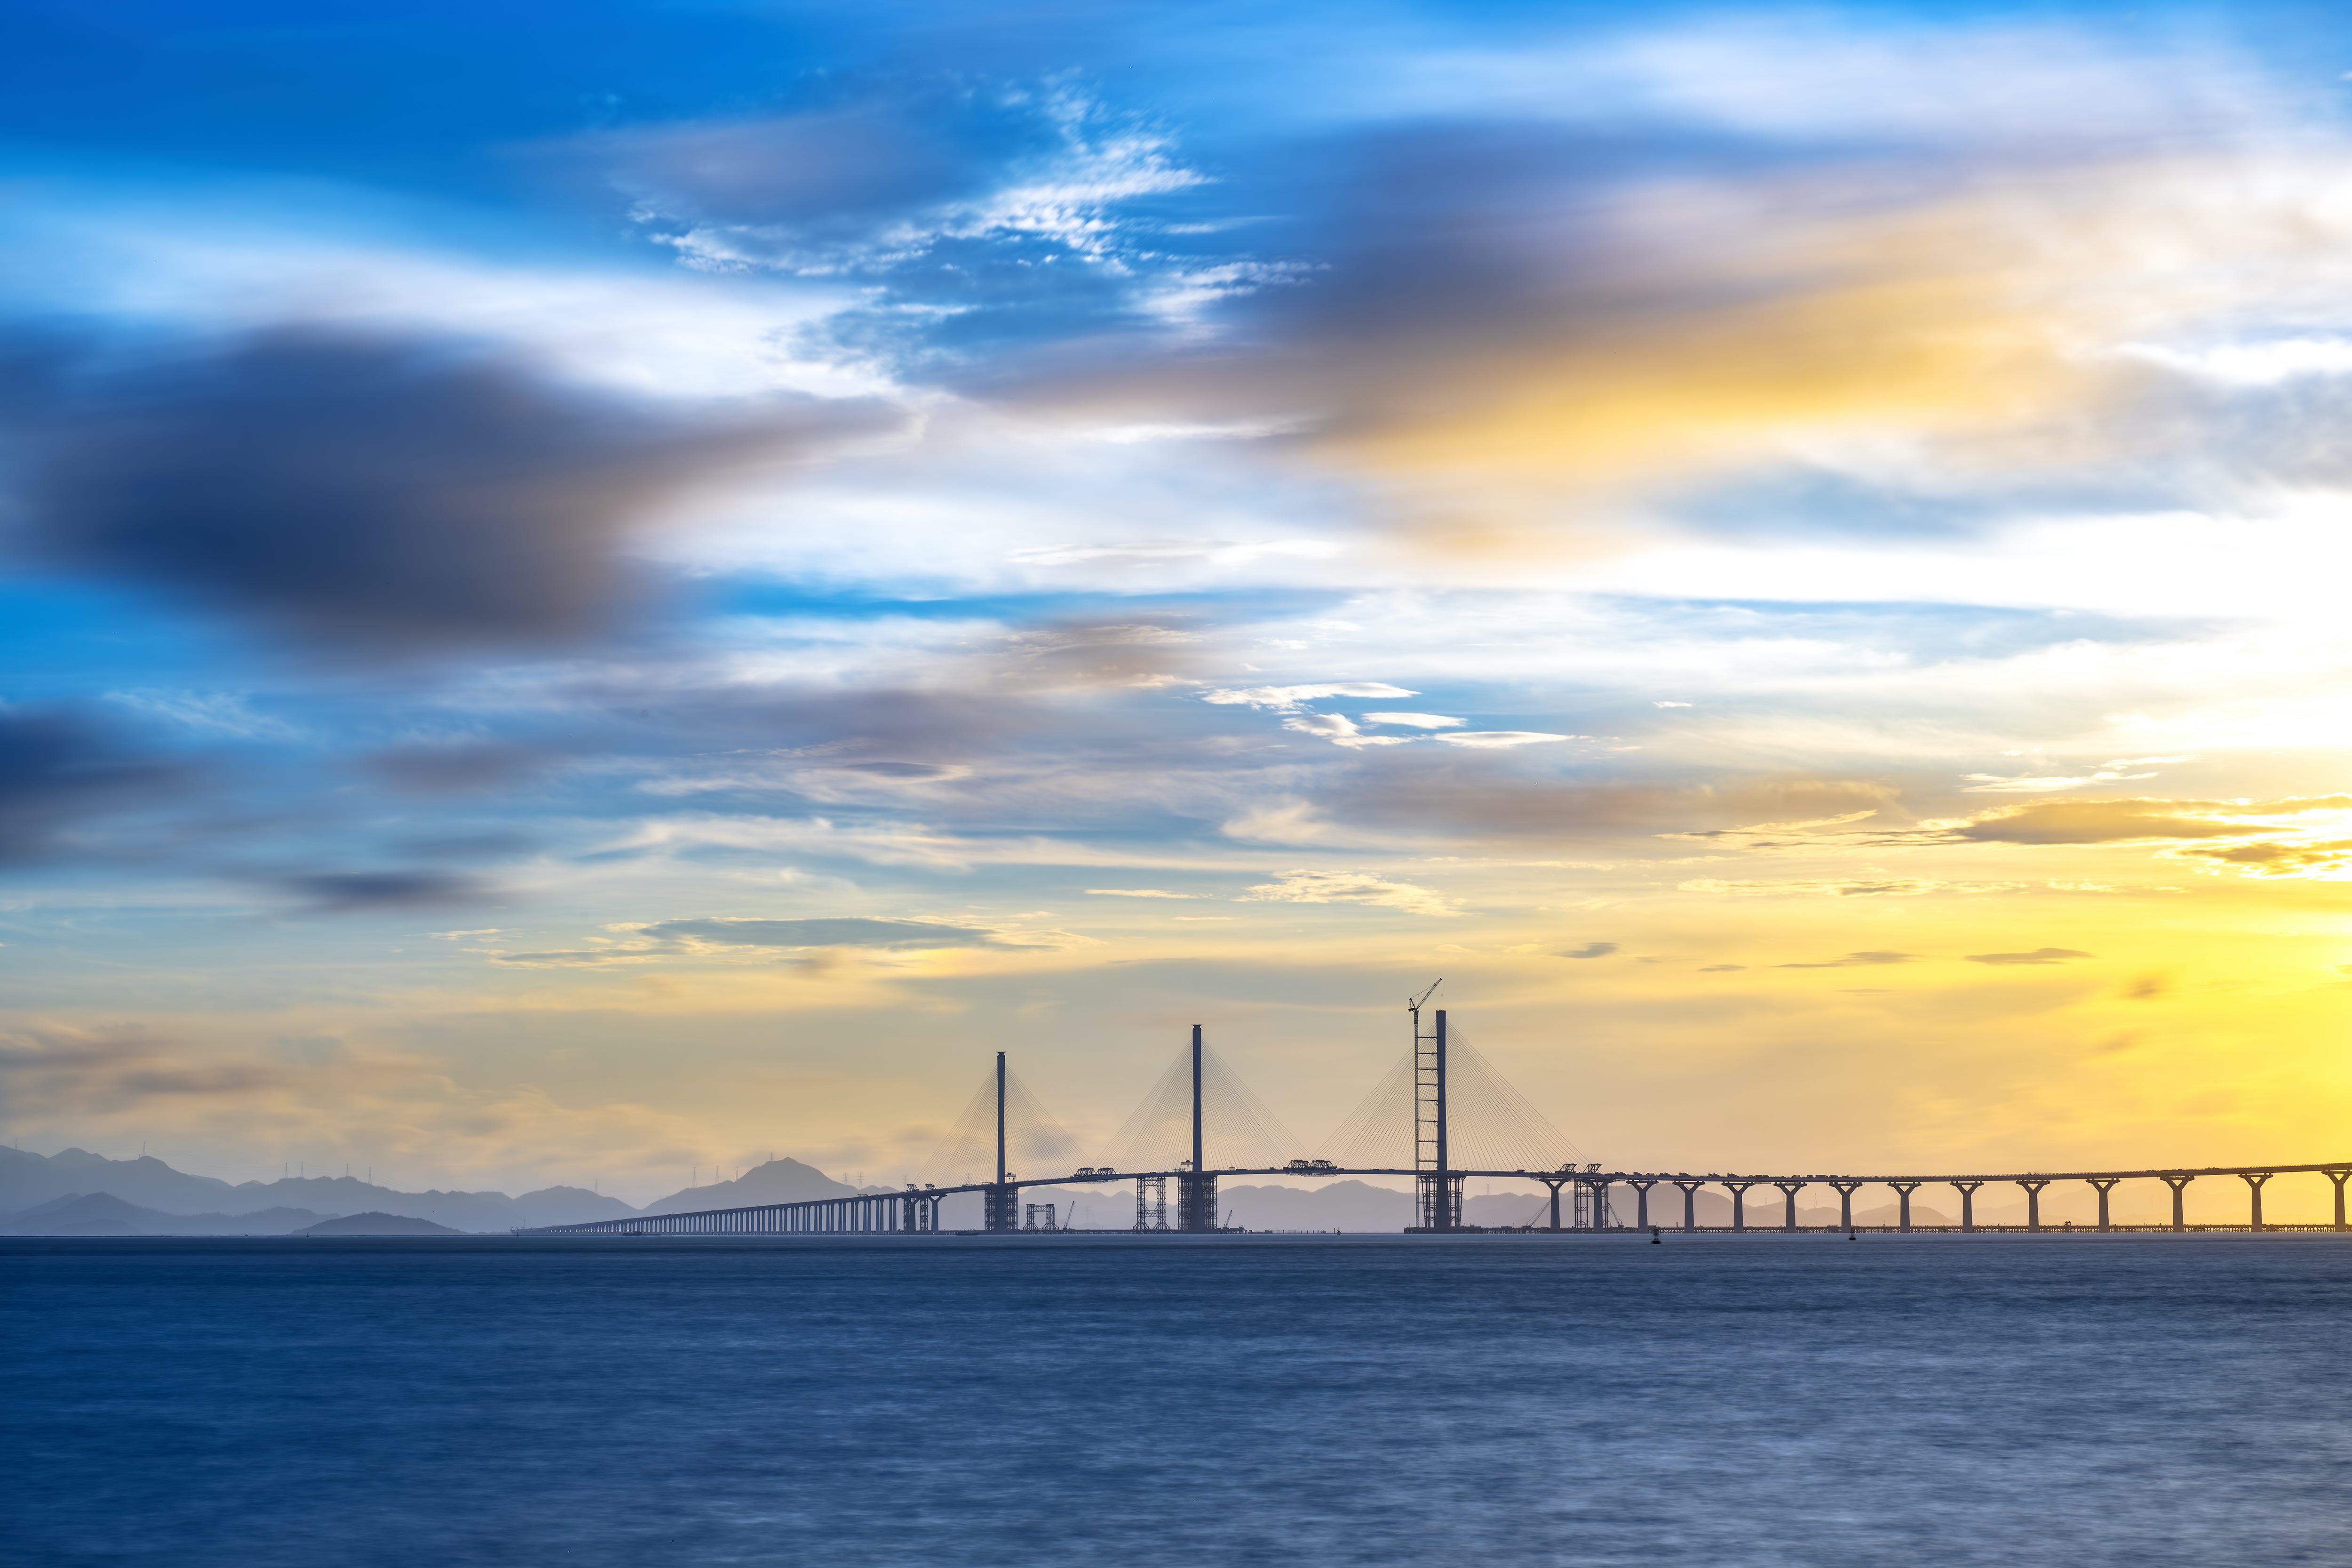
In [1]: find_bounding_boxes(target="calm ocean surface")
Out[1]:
[6,1233,2348,1567]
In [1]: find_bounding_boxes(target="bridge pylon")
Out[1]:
[1177,1024,1220,1230]
[1412,995,1460,1230]
[984,1049,1018,1232]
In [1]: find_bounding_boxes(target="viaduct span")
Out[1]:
[518,1010,2352,1238]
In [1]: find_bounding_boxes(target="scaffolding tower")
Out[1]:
[1133,1174,1168,1231]
[1412,986,1462,1230]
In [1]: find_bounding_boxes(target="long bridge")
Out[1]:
[517,1009,2352,1238]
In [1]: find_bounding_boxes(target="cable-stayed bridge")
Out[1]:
[518,1008,2352,1238]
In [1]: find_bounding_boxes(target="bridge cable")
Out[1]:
[914,1062,1081,1187]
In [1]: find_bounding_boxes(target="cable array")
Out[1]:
[915,1023,1583,1186]
[1092,1041,1303,1171]
[1445,1029,1585,1172]
[914,1062,1081,1186]
[1313,1029,1583,1171]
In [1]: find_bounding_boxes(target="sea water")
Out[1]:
[5,1233,2347,1567]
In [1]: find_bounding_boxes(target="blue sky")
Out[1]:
[6,1,2352,1212]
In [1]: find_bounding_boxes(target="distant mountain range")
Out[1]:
[0,1146,1967,1236]
[0,1146,866,1235]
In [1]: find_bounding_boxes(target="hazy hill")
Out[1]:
[1,1146,248,1214]
[296,1212,465,1236]
[507,1186,639,1227]
[1,1192,333,1236]
[0,1146,644,1231]
[636,1157,859,1215]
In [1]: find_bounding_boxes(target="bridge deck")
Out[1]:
[512,1161,2352,1236]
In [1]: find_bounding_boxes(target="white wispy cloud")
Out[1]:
[1238,868,1461,916]
[1360,711,1464,728]
[1436,731,1582,748]
[1201,683,1418,710]
[103,690,303,740]
[1281,712,1413,748]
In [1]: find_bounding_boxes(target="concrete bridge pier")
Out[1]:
[1951,1180,1985,1231]
[1626,1177,1659,1229]
[1772,1180,1807,1231]
[2242,1171,2273,1231]
[2088,1177,2121,1231]
[1829,1180,1862,1230]
[1672,1179,1704,1231]
[1723,1178,1760,1232]
[1890,1180,1922,1232]
[2328,1169,2352,1231]
[1542,1175,1569,1231]
[2161,1173,2195,1231]
[2017,1177,2050,1231]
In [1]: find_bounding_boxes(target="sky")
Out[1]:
[5,0,2352,1215]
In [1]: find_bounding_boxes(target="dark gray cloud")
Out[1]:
[1776,951,1913,969]
[1558,941,1617,959]
[1966,947,2092,965]
[1323,754,1898,842]
[586,90,1051,239]
[641,917,1003,949]
[362,740,548,794]
[0,707,184,860]
[10,327,893,654]
[280,870,494,913]
[0,1023,299,1115]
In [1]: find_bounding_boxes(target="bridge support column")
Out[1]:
[2161,1173,2194,1231]
[1178,1170,1221,1232]
[1829,1181,1862,1230]
[1672,1179,1703,1231]
[1627,1178,1658,1229]
[1587,1177,1614,1230]
[2017,1178,2050,1232]
[1178,1023,1221,1231]
[1952,1180,1984,1231]
[2328,1169,2351,1231]
[1772,1180,1807,1231]
[1542,1176,1568,1231]
[984,1184,1019,1233]
[1889,1181,1922,1232]
[985,1049,1017,1231]
[2242,1172,2273,1230]
[2088,1178,2119,1231]
[1412,1006,1456,1231]
[1724,1179,1758,1232]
